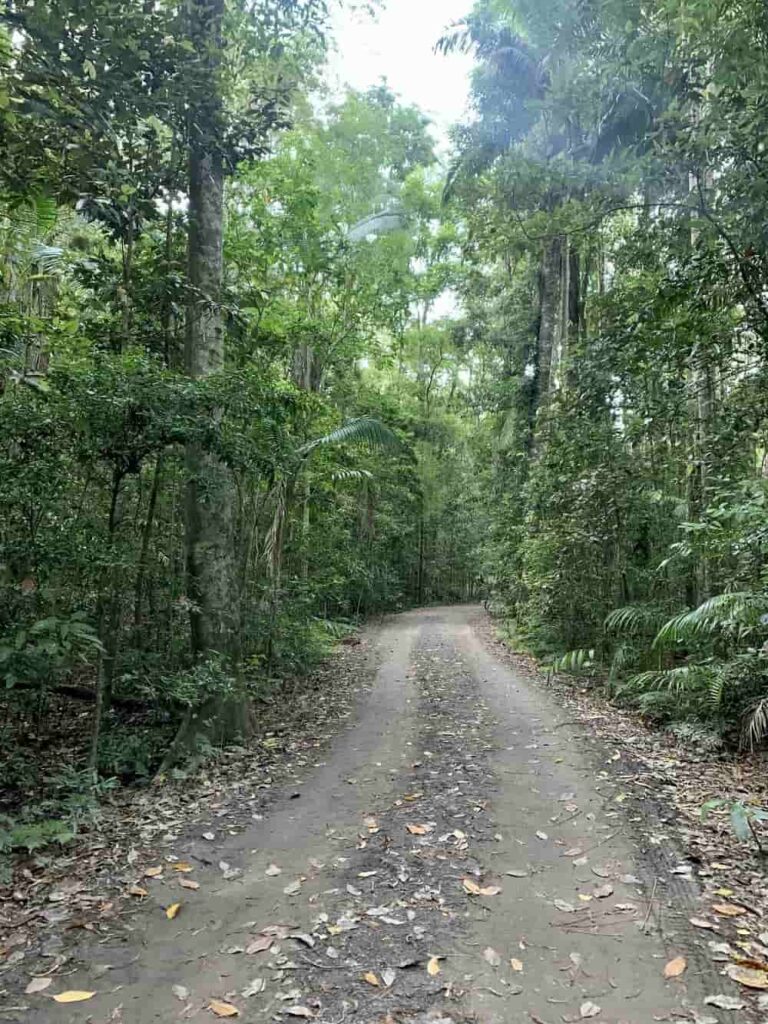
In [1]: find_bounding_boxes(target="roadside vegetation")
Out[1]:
[3,0,768,868]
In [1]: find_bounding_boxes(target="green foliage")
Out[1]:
[453,0,768,750]
[702,798,768,854]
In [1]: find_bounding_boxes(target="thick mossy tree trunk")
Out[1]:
[179,0,249,750]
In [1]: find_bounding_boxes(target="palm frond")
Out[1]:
[742,697,768,751]
[623,663,716,696]
[330,469,374,483]
[30,244,65,274]
[552,648,595,672]
[299,417,401,456]
[605,604,664,635]
[653,591,768,648]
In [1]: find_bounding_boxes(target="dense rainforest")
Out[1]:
[2,0,768,861]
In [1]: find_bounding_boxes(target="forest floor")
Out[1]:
[1,606,767,1024]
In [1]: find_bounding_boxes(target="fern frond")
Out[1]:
[707,671,725,708]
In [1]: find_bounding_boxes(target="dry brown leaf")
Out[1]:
[713,903,747,917]
[144,865,163,878]
[165,902,182,920]
[179,878,200,891]
[427,956,441,976]
[173,862,194,873]
[663,956,687,978]
[246,935,273,954]
[725,965,768,990]
[25,977,52,994]
[128,885,148,897]
[363,972,380,987]
[209,999,239,1017]
[478,885,503,897]
[52,991,96,1003]
[462,878,481,895]
[406,824,430,835]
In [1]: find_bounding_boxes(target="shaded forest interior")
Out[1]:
[3,0,768,859]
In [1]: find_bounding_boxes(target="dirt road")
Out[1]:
[20,607,724,1024]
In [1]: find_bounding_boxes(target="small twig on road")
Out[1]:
[642,877,659,933]
[581,831,619,854]
[300,955,341,970]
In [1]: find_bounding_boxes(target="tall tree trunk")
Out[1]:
[533,234,563,442]
[181,0,248,742]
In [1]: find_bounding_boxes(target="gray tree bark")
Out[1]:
[181,0,248,743]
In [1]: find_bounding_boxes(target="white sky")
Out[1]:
[328,0,475,147]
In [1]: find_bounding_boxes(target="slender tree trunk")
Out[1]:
[89,469,125,773]
[133,452,164,638]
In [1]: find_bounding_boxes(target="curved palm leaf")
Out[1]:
[653,591,768,649]
[299,417,401,456]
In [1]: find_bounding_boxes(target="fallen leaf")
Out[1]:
[246,935,273,954]
[483,947,501,967]
[209,999,239,1017]
[664,956,687,978]
[713,903,747,917]
[462,878,481,895]
[25,977,52,994]
[180,878,200,890]
[241,978,266,998]
[265,864,282,876]
[536,831,548,841]
[172,985,189,1001]
[144,865,163,878]
[479,885,503,896]
[173,862,194,873]
[285,1009,314,1019]
[580,1001,601,1018]
[381,969,396,988]
[703,994,745,1010]
[510,958,524,972]
[725,965,768,990]
[363,972,380,987]
[165,903,182,920]
[406,824,431,835]
[506,869,529,878]
[128,885,148,897]
[715,888,733,897]
[690,917,716,930]
[52,991,96,1003]
[427,956,441,976]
